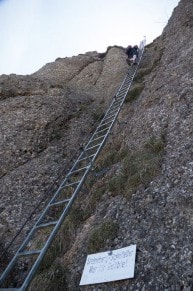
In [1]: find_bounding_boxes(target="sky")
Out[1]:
[0,0,179,75]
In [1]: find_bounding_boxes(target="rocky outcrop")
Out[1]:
[0,47,128,248]
[2,0,193,289]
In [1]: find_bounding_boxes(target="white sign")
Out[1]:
[79,245,136,285]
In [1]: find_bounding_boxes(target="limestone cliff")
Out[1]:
[1,0,193,289]
[0,47,127,243]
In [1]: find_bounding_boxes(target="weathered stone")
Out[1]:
[2,0,193,289]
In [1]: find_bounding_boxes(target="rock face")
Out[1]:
[0,47,128,253]
[1,0,193,289]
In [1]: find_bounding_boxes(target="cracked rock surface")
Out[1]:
[1,0,193,290]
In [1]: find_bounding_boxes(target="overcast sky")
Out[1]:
[0,0,179,75]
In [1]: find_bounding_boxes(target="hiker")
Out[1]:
[125,45,133,59]
[126,45,139,65]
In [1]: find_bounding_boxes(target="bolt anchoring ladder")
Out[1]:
[0,39,146,290]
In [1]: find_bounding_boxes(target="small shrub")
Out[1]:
[144,135,165,153]
[152,47,164,69]
[46,264,67,291]
[134,67,152,82]
[125,83,144,103]
[108,175,127,195]
[88,221,119,253]
[38,206,86,272]
[124,151,161,196]
[96,143,127,170]
[38,235,64,271]
[85,186,106,217]
[67,206,85,228]
[30,263,68,291]
[108,136,165,197]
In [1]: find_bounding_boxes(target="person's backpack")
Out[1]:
[126,46,132,57]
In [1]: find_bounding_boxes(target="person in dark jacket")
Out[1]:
[126,45,139,65]
[125,45,133,58]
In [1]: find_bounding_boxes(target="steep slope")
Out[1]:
[30,0,193,289]
[1,0,193,289]
[0,47,128,258]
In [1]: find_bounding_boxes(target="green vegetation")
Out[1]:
[30,263,68,291]
[37,204,87,272]
[134,67,152,83]
[88,221,119,253]
[108,136,165,197]
[84,186,106,218]
[144,135,165,153]
[37,232,65,272]
[95,141,127,169]
[125,83,145,103]
[66,206,85,227]
[152,47,164,69]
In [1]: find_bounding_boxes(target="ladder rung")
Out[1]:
[104,112,116,120]
[102,115,115,122]
[120,85,130,91]
[78,154,95,162]
[115,94,126,101]
[119,87,128,92]
[88,134,106,144]
[98,122,112,130]
[120,89,129,94]
[104,112,116,119]
[112,100,122,105]
[113,96,123,102]
[110,101,120,107]
[95,127,109,134]
[36,221,58,229]
[18,250,41,256]
[121,84,129,88]
[109,106,120,112]
[122,81,131,86]
[50,199,70,207]
[118,90,127,95]
[69,166,88,175]
[125,78,132,82]
[123,80,132,85]
[85,143,101,151]
[126,77,132,82]
[99,120,113,127]
[61,180,80,188]
[108,108,119,114]
[116,95,125,100]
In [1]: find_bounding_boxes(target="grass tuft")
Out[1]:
[125,83,144,103]
[88,221,119,253]
[108,136,165,197]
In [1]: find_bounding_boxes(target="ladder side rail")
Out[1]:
[21,163,93,291]
[95,75,130,128]
[90,86,132,164]
[80,44,145,163]
[90,43,146,163]
[0,158,93,288]
[0,73,133,287]
[0,155,89,285]
[93,55,143,128]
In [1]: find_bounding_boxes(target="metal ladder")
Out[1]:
[0,39,145,290]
